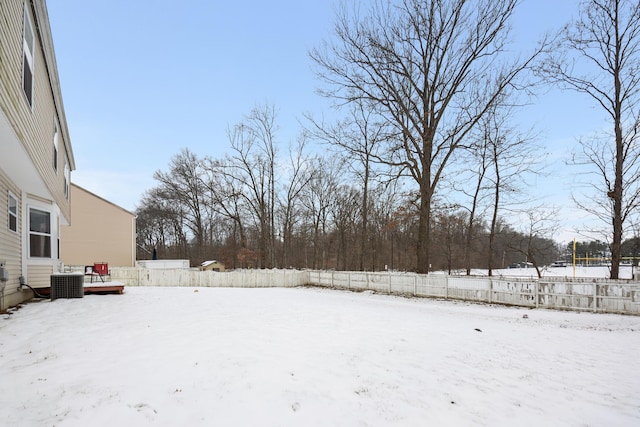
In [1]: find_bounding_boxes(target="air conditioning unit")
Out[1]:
[50,274,84,300]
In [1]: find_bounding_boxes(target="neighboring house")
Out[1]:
[0,0,75,310]
[60,183,136,268]
[200,260,225,272]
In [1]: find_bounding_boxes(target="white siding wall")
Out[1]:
[0,171,23,310]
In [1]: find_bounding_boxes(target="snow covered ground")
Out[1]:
[1,286,638,426]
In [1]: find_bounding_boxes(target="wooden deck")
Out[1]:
[35,284,124,297]
[84,284,124,295]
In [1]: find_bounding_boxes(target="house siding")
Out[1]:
[0,0,72,222]
[0,0,75,310]
[61,184,137,268]
[27,264,53,287]
[0,171,23,310]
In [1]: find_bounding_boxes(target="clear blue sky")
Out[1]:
[47,0,604,244]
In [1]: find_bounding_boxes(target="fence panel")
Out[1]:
[447,276,489,302]
[491,279,537,307]
[390,273,418,295]
[595,284,640,314]
[365,273,391,293]
[538,282,592,311]
[415,275,448,298]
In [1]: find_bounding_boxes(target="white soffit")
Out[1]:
[0,110,52,200]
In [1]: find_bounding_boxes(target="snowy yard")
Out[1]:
[0,287,638,426]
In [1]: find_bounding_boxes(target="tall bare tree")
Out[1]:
[538,0,640,279]
[331,185,361,270]
[305,100,389,270]
[277,136,314,267]
[226,104,279,268]
[153,148,209,263]
[136,187,189,260]
[202,157,249,268]
[507,207,561,278]
[301,156,344,269]
[452,131,492,276]
[311,0,544,273]
[483,106,539,276]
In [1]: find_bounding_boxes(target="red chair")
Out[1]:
[85,262,109,283]
[93,262,109,277]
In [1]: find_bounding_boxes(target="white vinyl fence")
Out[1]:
[109,267,640,315]
[110,267,309,289]
[308,270,640,315]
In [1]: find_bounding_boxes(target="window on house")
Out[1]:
[22,3,35,107]
[63,161,69,199]
[8,193,18,233]
[53,120,58,172]
[29,208,51,258]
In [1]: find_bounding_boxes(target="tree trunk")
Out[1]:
[360,165,369,271]
[611,5,623,280]
[417,186,431,274]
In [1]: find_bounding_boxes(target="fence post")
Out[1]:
[388,272,392,294]
[414,274,417,296]
[593,282,598,313]
[445,275,449,299]
[488,278,493,303]
[535,281,539,308]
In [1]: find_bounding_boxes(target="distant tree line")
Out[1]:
[136,0,640,279]
[136,105,561,274]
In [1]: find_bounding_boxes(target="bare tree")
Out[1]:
[331,185,361,270]
[277,135,314,268]
[484,108,540,276]
[202,157,249,269]
[136,187,190,260]
[538,0,640,279]
[450,99,534,275]
[305,100,389,270]
[225,104,279,268]
[432,209,467,274]
[507,207,561,278]
[153,148,209,263]
[451,133,492,276]
[366,181,403,270]
[311,0,544,273]
[300,155,344,269]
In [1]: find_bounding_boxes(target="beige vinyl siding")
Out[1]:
[27,263,52,288]
[0,0,72,222]
[0,171,23,311]
[0,2,26,123]
[61,184,137,267]
[0,1,75,309]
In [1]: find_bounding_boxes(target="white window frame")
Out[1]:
[53,119,59,173]
[22,2,35,108]
[8,192,18,233]
[28,207,52,259]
